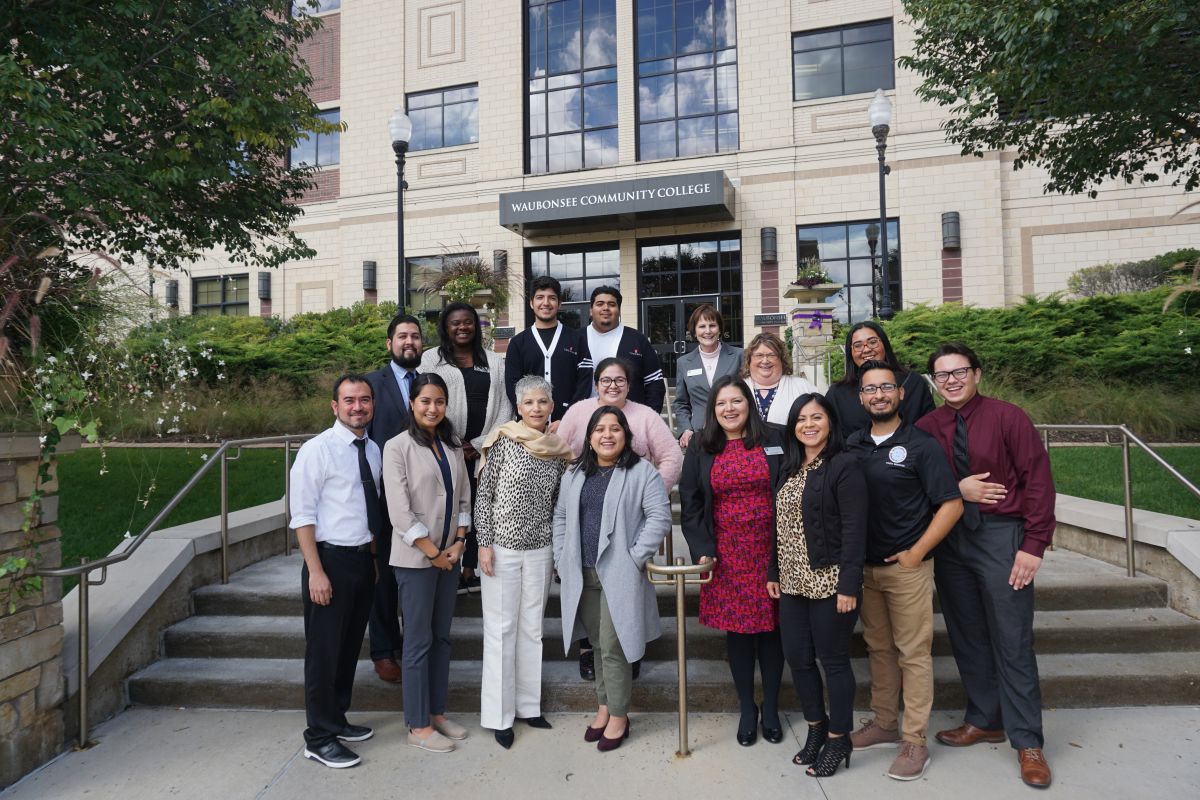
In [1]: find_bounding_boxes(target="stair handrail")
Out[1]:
[35,433,315,749]
[646,557,714,757]
[1034,423,1200,578]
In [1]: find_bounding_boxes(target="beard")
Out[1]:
[867,406,899,423]
[391,350,420,369]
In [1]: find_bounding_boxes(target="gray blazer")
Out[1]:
[671,344,743,435]
[383,430,472,569]
[552,459,671,661]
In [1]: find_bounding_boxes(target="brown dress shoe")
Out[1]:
[373,657,402,683]
[935,723,1007,747]
[1019,748,1052,788]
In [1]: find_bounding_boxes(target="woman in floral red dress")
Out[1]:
[680,374,786,746]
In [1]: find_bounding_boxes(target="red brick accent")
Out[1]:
[493,338,510,354]
[300,168,339,205]
[941,249,963,304]
[298,14,340,104]
[761,259,780,314]
[259,298,272,318]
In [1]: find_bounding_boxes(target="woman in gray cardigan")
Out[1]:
[672,303,743,448]
[552,405,671,752]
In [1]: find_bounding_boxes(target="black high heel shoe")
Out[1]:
[792,719,828,765]
[806,734,852,778]
[761,707,783,744]
[737,705,759,746]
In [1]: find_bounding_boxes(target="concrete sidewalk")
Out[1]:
[5,707,1198,799]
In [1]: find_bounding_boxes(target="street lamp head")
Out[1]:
[868,89,892,129]
[388,109,412,147]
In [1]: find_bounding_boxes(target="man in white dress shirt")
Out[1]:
[290,374,382,768]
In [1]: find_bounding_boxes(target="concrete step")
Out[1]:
[128,651,1200,712]
[164,606,1200,662]
[190,549,1170,618]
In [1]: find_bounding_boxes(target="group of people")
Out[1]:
[289,279,1057,790]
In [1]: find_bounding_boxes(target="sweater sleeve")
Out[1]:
[473,437,508,548]
[643,407,683,490]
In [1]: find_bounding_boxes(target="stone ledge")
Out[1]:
[61,500,286,696]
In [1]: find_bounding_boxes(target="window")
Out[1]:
[290,108,340,168]
[192,275,250,316]
[796,220,900,324]
[406,252,476,321]
[636,0,738,161]
[526,0,618,174]
[407,85,479,151]
[526,243,621,327]
[291,0,340,17]
[793,20,893,102]
[638,234,742,332]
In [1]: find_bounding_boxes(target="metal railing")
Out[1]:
[36,433,314,749]
[646,556,714,757]
[1034,424,1200,577]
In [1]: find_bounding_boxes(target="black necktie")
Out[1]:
[352,438,383,539]
[955,412,981,531]
[403,370,414,403]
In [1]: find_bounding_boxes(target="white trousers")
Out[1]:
[479,544,553,730]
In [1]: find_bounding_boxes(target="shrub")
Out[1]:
[1067,248,1198,297]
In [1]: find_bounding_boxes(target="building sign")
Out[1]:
[753,313,789,327]
[499,171,734,236]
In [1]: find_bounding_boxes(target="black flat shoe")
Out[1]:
[762,724,783,744]
[518,716,553,729]
[597,719,630,752]
[303,740,361,769]
[336,724,374,743]
[737,706,759,747]
[494,728,514,749]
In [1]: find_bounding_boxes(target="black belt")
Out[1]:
[317,541,372,553]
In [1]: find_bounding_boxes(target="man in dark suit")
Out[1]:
[364,312,423,683]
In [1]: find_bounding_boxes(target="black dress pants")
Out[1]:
[779,592,859,735]
[368,491,403,661]
[935,516,1044,749]
[302,546,374,748]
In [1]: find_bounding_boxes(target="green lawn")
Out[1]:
[1049,445,1200,521]
[51,442,1199,593]
[56,447,287,590]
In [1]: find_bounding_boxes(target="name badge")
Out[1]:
[686,368,704,377]
[764,446,784,456]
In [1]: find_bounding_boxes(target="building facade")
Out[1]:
[171,0,1198,380]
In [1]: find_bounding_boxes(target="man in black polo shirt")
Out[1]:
[846,360,963,781]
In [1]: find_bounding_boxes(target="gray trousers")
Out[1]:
[935,515,1044,749]
[394,564,459,728]
[579,568,633,717]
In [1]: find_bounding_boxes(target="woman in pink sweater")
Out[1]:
[558,357,682,493]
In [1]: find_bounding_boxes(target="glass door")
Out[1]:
[641,295,718,384]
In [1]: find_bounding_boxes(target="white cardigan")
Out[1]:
[745,374,818,426]
[419,347,513,452]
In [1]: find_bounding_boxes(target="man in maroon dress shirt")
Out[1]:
[915,342,1055,789]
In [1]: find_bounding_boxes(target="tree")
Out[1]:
[1,0,335,279]
[900,1,1200,196]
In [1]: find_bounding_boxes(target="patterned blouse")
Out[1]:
[775,458,840,599]
[474,436,568,550]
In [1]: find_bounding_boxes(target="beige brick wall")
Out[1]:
[180,1,1197,327]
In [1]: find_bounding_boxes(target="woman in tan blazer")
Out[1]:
[383,373,472,754]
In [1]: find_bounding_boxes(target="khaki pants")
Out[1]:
[860,560,935,745]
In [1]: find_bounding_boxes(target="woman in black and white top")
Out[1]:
[474,376,574,749]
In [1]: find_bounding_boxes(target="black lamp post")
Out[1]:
[865,222,879,318]
[868,89,894,320]
[388,109,413,310]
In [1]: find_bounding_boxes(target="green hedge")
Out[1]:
[883,286,1199,389]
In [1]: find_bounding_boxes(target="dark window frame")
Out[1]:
[406,251,478,322]
[795,218,901,325]
[406,84,480,152]
[791,19,894,102]
[634,0,740,162]
[290,0,340,18]
[524,241,622,328]
[192,274,250,316]
[635,231,743,337]
[525,0,619,175]
[289,108,340,169]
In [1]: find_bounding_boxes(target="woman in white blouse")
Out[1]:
[742,332,817,427]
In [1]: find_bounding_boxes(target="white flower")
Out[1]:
[156,417,164,426]
[218,360,225,366]
[162,339,171,347]
[46,355,57,364]
[42,402,53,412]
[200,453,209,461]
[1187,347,1194,355]
[87,353,97,363]
[123,531,132,539]
[80,371,91,381]
[63,347,74,355]
[38,435,47,446]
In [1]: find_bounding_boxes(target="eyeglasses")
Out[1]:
[598,377,628,388]
[752,352,780,362]
[859,383,898,395]
[931,367,973,384]
[850,336,882,353]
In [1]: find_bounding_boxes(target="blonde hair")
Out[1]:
[741,332,792,377]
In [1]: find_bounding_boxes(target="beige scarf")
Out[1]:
[478,420,574,473]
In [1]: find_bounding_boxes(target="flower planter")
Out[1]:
[784,282,843,304]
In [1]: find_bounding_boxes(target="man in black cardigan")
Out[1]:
[503,275,591,430]
[363,312,423,684]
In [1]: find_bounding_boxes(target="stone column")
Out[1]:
[785,284,843,391]
[0,433,76,789]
